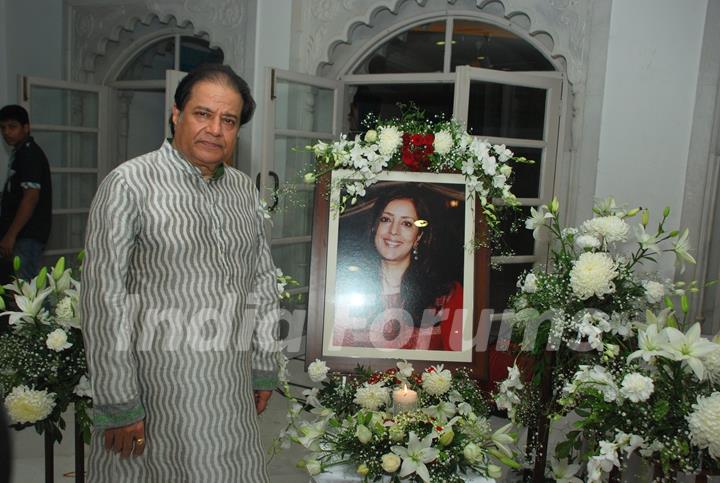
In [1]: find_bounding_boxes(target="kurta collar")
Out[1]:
[162,139,226,181]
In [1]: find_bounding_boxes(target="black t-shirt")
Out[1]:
[0,136,52,243]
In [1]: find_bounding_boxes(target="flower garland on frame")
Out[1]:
[303,107,530,239]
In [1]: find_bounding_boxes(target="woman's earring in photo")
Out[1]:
[413,244,419,261]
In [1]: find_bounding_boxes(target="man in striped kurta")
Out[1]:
[81,65,279,482]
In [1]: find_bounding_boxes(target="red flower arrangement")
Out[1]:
[401,133,435,171]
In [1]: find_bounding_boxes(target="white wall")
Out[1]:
[247,0,293,182]
[595,0,708,274]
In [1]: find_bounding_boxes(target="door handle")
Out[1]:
[268,171,280,211]
[255,171,280,211]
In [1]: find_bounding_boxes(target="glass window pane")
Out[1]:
[353,21,447,74]
[46,213,87,251]
[348,84,454,133]
[274,81,334,133]
[497,206,536,256]
[179,37,223,71]
[32,131,97,168]
[507,147,542,199]
[467,81,546,139]
[30,87,98,128]
[272,136,316,240]
[119,37,175,81]
[51,173,97,210]
[271,186,314,239]
[490,263,533,312]
[273,136,316,181]
[271,242,311,286]
[451,20,555,72]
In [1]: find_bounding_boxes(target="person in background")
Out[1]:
[0,105,52,284]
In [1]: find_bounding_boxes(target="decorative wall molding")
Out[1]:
[292,0,590,86]
[67,0,251,83]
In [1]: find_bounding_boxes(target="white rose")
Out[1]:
[364,129,378,143]
[433,130,453,155]
[521,273,538,293]
[463,442,483,464]
[46,328,72,352]
[73,375,93,399]
[381,453,401,473]
[642,280,665,304]
[307,359,330,382]
[355,424,372,444]
[499,164,512,177]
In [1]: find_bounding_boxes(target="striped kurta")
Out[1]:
[81,141,279,482]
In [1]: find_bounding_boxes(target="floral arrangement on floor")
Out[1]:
[303,107,528,233]
[0,256,92,443]
[553,311,720,481]
[273,358,521,482]
[492,197,720,480]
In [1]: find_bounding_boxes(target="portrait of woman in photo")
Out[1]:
[332,182,465,351]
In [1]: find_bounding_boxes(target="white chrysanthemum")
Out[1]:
[307,359,330,382]
[703,347,720,383]
[433,130,453,155]
[46,328,72,352]
[364,129,378,143]
[4,385,56,424]
[377,126,403,155]
[687,392,720,458]
[422,366,452,396]
[353,382,390,411]
[620,373,654,402]
[642,280,665,304]
[581,216,629,243]
[55,296,74,320]
[570,252,618,300]
[576,234,601,250]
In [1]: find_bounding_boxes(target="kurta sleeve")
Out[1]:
[250,192,280,391]
[81,170,145,429]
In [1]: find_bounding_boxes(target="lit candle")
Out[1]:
[392,384,418,412]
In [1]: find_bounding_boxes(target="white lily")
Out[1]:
[0,287,53,327]
[491,423,515,457]
[627,324,671,363]
[661,323,717,380]
[391,432,439,483]
[549,457,582,483]
[634,225,660,254]
[673,228,696,272]
[525,206,553,240]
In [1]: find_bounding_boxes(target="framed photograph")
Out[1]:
[307,170,490,378]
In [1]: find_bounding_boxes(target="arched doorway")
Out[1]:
[264,15,564,320]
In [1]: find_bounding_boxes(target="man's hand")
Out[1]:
[254,390,272,415]
[104,420,145,458]
[0,234,15,258]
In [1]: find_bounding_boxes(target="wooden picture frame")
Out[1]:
[306,170,490,379]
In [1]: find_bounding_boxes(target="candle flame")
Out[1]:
[402,384,408,394]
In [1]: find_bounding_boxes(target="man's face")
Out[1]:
[0,120,30,147]
[171,80,243,173]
